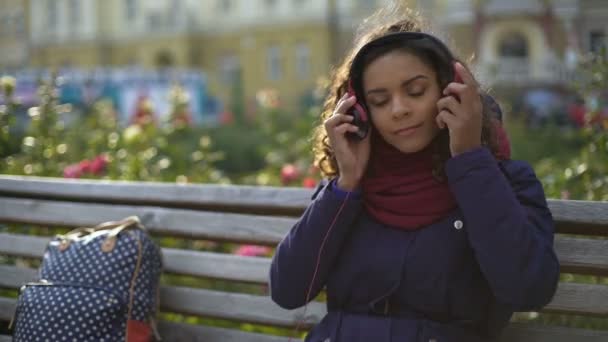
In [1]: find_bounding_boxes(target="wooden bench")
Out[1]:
[0,175,606,341]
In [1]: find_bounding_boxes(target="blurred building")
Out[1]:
[23,0,404,114]
[0,0,29,68]
[8,0,608,115]
[426,0,607,87]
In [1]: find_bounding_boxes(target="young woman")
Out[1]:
[269,7,559,342]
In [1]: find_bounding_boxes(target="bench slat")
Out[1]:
[0,274,324,329]
[163,248,269,283]
[0,336,12,342]
[0,297,15,321]
[548,200,608,236]
[0,299,291,342]
[158,321,291,342]
[1,197,608,247]
[2,232,606,282]
[1,176,608,236]
[160,286,324,328]
[0,234,270,283]
[1,265,606,321]
[0,197,294,245]
[0,175,312,215]
[499,322,608,342]
[553,236,608,276]
[546,282,608,316]
[2,296,608,342]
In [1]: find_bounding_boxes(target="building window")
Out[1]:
[0,15,6,37]
[219,53,240,85]
[295,42,311,79]
[267,45,282,81]
[15,13,24,36]
[48,0,58,29]
[70,0,80,26]
[590,30,606,56]
[499,32,528,58]
[169,0,181,28]
[219,0,233,13]
[147,12,163,30]
[356,0,376,10]
[126,0,137,21]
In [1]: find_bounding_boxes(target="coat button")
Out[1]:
[453,220,463,230]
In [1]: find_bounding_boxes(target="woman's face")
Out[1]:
[362,50,442,153]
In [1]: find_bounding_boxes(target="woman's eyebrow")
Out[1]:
[366,75,428,95]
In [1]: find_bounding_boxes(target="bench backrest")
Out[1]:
[0,175,607,341]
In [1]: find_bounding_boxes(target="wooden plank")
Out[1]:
[549,200,608,236]
[0,175,313,216]
[0,299,291,342]
[159,286,324,328]
[162,248,270,283]
[0,234,271,284]
[1,294,607,342]
[545,282,608,316]
[0,234,48,259]
[500,322,608,342]
[0,197,294,245]
[158,321,290,342]
[1,264,606,323]
[0,297,15,321]
[554,236,608,276]
[2,176,608,236]
[2,232,607,285]
[0,265,37,289]
[0,268,323,329]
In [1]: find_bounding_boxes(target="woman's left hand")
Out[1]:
[435,62,483,157]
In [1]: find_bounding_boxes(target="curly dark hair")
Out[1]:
[312,4,502,181]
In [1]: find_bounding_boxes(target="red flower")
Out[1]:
[302,177,316,188]
[78,160,91,173]
[280,164,300,185]
[90,155,108,175]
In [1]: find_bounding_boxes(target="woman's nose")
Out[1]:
[391,96,411,119]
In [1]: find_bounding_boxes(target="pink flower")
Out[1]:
[63,164,82,178]
[233,245,271,257]
[280,164,300,185]
[90,154,108,175]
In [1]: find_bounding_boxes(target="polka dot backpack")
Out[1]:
[10,216,163,341]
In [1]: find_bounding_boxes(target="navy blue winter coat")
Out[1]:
[270,147,559,341]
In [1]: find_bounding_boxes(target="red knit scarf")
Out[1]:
[361,132,457,230]
[361,123,510,230]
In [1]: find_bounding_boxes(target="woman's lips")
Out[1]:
[394,123,423,136]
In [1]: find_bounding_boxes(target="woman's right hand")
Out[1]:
[324,93,371,191]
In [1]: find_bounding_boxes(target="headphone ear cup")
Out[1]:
[346,103,370,140]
